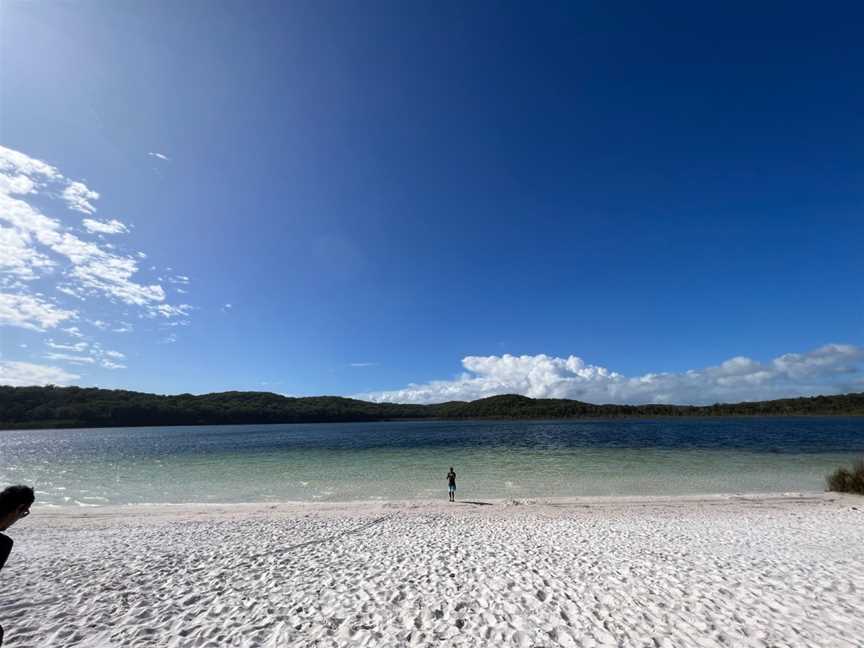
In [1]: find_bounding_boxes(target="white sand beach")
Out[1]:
[1,493,863,647]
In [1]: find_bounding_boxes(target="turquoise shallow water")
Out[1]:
[1,418,862,505]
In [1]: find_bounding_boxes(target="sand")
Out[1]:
[1,493,863,647]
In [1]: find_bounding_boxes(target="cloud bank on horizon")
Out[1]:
[359,344,864,406]
[0,146,191,385]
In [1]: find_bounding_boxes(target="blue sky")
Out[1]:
[1,1,863,404]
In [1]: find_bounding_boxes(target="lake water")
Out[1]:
[1,418,862,506]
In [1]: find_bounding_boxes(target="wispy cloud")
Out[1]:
[62,326,84,338]
[82,218,129,235]
[359,344,864,405]
[0,145,193,379]
[0,146,190,319]
[349,362,378,368]
[0,225,55,280]
[62,181,100,214]
[42,339,126,370]
[0,293,76,331]
[148,152,169,161]
[44,352,96,365]
[0,360,80,387]
[46,340,88,352]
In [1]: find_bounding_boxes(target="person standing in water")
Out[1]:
[446,467,456,502]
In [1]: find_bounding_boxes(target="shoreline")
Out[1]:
[27,491,860,525]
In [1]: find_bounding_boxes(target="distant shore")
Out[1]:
[4,492,862,647]
[4,411,864,432]
[2,386,863,430]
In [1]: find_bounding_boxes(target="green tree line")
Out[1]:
[1,387,863,430]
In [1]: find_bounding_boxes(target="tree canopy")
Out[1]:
[1,386,863,430]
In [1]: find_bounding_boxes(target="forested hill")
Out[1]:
[1,386,864,430]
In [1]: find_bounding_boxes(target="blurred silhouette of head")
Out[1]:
[0,485,34,531]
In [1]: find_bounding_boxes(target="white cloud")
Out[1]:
[771,344,862,378]
[0,293,76,331]
[148,152,169,161]
[49,231,106,264]
[0,173,37,196]
[359,345,864,405]
[0,147,191,320]
[0,145,195,373]
[349,362,378,368]
[0,145,62,183]
[0,182,64,246]
[63,181,100,214]
[0,148,186,305]
[0,226,55,280]
[68,255,167,306]
[0,360,80,386]
[44,352,96,365]
[55,285,84,299]
[152,303,192,319]
[42,339,127,371]
[46,340,88,352]
[82,218,129,235]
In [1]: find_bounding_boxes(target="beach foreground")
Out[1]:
[2,494,863,647]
